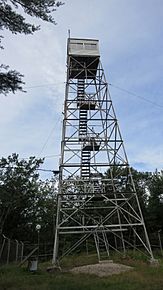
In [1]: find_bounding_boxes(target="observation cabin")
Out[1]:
[68,38,100,79]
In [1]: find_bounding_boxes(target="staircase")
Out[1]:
[94,230,110,262]
[77,78,87,141]
[79,110,87,140]
[77,79,85,104]
[77,79,99,180]
[81,150,90,179]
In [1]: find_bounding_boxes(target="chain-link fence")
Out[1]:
[1,231,162,266]
[149,230,163,256]
[0,235,24,265]
[23,242,54,262]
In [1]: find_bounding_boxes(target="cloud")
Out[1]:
[0,0,163,174]
[132,147,163,171]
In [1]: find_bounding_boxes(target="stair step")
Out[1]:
[82,174,90,176]
[82,156,90,158]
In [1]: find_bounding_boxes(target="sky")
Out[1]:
[1,0,163,178]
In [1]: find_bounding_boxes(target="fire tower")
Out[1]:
[52,38,154,264]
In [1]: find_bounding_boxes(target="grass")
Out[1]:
[1,252,163,290]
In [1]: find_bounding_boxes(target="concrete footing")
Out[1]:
[149,258,159,267]
[47,265,61,273]
[99,259,113,264]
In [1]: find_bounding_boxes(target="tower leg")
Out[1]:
[52,196,61,265]
[52,229,59,265]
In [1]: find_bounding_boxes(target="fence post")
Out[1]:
[7,238,11,265]
[20,241,24,262]
[0,235,6,261]
[158,230,163,256]
[15,239,19,262]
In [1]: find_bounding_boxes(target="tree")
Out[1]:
[0,0,64,95]
[0,64,25,95]
[0,153,44,238]
[104,166,152,225]
[129,168,151,213]
[147,170,163,232]
[32,179,57,243]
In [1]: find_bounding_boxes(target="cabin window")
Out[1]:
[71,43,83,50]
[84,43,97,50]
[76,43,84,49]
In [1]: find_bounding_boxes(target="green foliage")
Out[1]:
[104,166,163,239]
[34,179,57,242]
[129,168,163,238]
[1,1,38,35]
[147,171,163,231]
[0,153,44,238]
[0,64,25,95]
[130,168,151,214]
[0,0,64,95]
[0,153,58,243]
[0,153,163,248]
[0,0,64,35]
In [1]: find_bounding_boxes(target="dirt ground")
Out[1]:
[69,260,133,277]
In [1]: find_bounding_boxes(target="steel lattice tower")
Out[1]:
[52,38,154,264]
